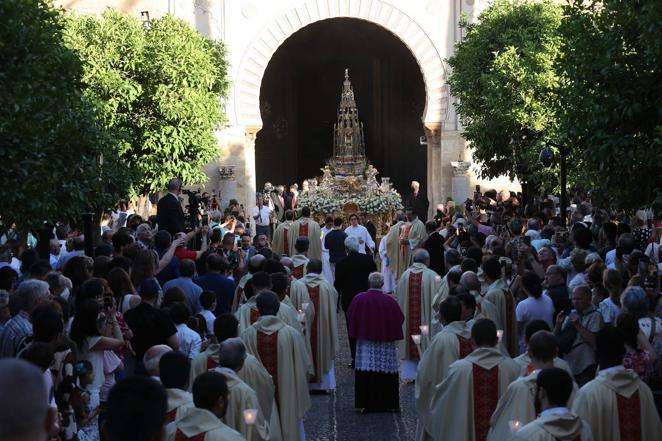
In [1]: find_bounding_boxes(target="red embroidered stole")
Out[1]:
[292,265,304,280]
[457,335,473,359]
[250,308,260,324]
[400,224,413,255]
[407,272,423,360]
[503,289,516,356]
[472,364,499,441]
[165,408,178,423]
[307,285,321,382]
[175,429,205,441]
[234,286,244,311]
[299,223,309,238]
[283,229,289,255]
[617,390,641,441]
[256,330,280,408]
[206,357,218,370]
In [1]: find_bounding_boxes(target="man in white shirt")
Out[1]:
[170,304,202,359]
[344,213,375,255]
[252,193,272,240]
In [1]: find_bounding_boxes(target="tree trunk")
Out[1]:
[37,227,53,260]
[133,195,152,220]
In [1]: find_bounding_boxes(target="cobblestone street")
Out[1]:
[303,313,418,441]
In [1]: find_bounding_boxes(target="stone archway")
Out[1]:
[235,0,450,220]
[234,0,449,129]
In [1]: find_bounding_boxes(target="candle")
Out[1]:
[411,334,421,345]
[508,420,521,433]
[497,329,504,342]
[419,325,429,336]
[297,309,305,323]
[243,408,258,425]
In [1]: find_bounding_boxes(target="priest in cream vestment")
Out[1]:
[382,211,406,291]
[272,211,294,257]
[415,297,472,441]
[290,237,310,280]
[235,271,299,333]
[396,250,442,380]
[189,314,280,436]
[427,318,520,441]
[160,351,195,425]
[288,260,339,389]
[217,338,272,441]
[509,367,593,441]
[242,292,313,441]
[165,372,245,441]
[387,209,426,283]
[488,331,577,441]
[513,320,572,377]
[482,257,517,355]
[288,207,321,260]
[571,326,662,441]
[233,254,266,312]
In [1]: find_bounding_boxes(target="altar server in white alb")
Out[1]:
[344,213,375,255]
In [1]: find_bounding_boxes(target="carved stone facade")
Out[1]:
[57,0,519,218]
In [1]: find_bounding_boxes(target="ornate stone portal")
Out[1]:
[297,70,403,233]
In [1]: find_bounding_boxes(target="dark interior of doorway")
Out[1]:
[256,18,427,199]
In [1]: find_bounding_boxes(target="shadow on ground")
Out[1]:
[303,312,418,441]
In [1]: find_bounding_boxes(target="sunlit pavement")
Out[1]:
[303,312,418,441]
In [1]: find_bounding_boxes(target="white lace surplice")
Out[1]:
[355,340,399,373]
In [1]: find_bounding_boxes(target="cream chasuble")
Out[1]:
[415,320,472,441]
[290,254,309,280]
[513,353,572,377]
[165,407,245,441]
[384,221,406,282]
[471,290,502,329]
[272,221,292,257]
[396,263,441,361]
[165,388,194,425]
[484,278,517,356]
[488,371,578,441]
[190,345,277,432]
[288,217,322,260]
[427,346,520,441]
[510,411,594,441]
[219,368,271,441]
[572,367,662,441]
[236,297,300,333]
[289,273,338,384]
[241,316,313,441]
[233,273,253,313]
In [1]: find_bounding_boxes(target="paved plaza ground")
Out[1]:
[304,313,418,441]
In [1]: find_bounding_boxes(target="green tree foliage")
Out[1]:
[0,0,129,232]
[447,0,564,194]
[559,0,662,211]
[64,10,230,196]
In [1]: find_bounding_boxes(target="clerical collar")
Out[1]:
[540,407,570,417]
[598,364,625,375]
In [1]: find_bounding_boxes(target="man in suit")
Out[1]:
[423,220,445,275]
[359,212,377,245]
[157,178,186,236]
[334,236,377,368]
[407,180,429,222]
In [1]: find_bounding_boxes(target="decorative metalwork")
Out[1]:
[330,69,367,176]
[218,166,235,180]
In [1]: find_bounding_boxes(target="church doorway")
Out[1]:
[256,18,427,198]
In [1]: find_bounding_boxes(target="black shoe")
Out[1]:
[348,361,355,369]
